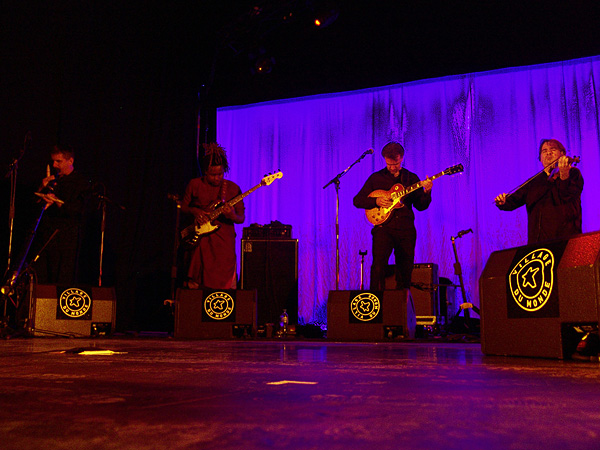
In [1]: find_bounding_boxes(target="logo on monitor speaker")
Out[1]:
[59,288,92,318]
[509,248,554,312]
[350,292,381,322]
[204,291,235,320]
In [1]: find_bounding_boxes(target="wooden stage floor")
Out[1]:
[1,337,600,450]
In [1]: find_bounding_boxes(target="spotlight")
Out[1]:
[254,55,275,74]
[313,4,339,28]
[249,47,275,74]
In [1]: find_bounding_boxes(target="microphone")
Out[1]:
[43,164,57,193]
[24,131,32,152]
[365,148,374,155]
[457,228,473,238]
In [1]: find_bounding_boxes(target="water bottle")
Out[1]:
[279,309,289,337]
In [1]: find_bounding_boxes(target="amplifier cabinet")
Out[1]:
[241,239,298,326]
[174,289,257,339]
[327,290,416,341]
[386,263,440,317]
[31,284,116,337]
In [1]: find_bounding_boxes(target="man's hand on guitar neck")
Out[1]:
[422,177,433,193]
[221,204,235,220]
[221,204,245,224]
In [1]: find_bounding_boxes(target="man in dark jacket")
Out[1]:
[494,138,583,244]
[354,142,432,291]
[35,145,91,284]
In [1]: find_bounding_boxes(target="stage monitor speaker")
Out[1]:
[385,263,439,317]
[31,284,116,337]
[241,239,298,326]
[174,289,256,339]
[327,290,416,341]
[479,231,600,359]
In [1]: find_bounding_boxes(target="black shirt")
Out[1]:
[353,167,432,236]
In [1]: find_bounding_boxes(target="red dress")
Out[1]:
[182,177,244,289]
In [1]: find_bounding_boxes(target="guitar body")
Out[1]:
[366,184,406,225]
[180,219,220,249]
[364,164,464,226]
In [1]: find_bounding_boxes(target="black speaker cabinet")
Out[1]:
[480,231,600,359]
[327,290,416,341]
[174,289,257,339]
[31,284,116,337]
[241,239,298,326]
[386,263,439,318]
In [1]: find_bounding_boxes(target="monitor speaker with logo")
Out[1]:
[327,289,416,341]
[241,239,298,327]
[479,231,600,359]
[174,289,257,339]
[31,284,116,337]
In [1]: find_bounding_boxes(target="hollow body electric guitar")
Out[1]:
[366,164,463,226]
[180,171,283,249]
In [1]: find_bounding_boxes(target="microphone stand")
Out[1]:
[166,194,182,305]
[4,133,30,275]
[1,200,51,336]
[94,185,125,287]
[323,149,373,290]
[6,157,18,272]
[359,250,367,290]
[3,133,30,327]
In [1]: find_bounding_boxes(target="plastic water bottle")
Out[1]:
[279,309,289,337]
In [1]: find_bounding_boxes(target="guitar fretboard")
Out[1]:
[395,170,447,198]
[208,182,262,220]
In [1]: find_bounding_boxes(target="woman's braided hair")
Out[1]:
[202,142,229,173]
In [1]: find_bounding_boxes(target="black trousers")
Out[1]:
[370,226,416,290]
[34,225,80,285]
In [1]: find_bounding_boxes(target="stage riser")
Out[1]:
[479,231,600,359]
[31,285,116,337]
[327,290,416,341]
[174,289,257,339]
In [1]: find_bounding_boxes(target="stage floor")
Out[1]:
[1,337,600,450]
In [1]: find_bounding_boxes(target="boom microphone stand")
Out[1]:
[166,193,182,304]
[323,149,374,290]
[4,132,31,276]
[93,184,125,287]
[0,195,59,336]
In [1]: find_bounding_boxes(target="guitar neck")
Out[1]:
[401,170,447,196]
[209,182,263,220]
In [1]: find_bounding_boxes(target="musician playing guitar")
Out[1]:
[180,142,245,290]
[353,142,432,291]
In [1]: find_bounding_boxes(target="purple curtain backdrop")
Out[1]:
[216,56,600,325]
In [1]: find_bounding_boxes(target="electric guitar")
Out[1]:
[180,171,283,248]
[365,164,463,226]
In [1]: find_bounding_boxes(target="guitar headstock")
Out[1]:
[261,171,283,186]
[167,193,181,205]
[443,164,464,175]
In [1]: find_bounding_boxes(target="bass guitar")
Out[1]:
[180,171,283,248]
[366,164,463,226]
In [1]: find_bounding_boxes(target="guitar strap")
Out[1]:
[220,180,228,204]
